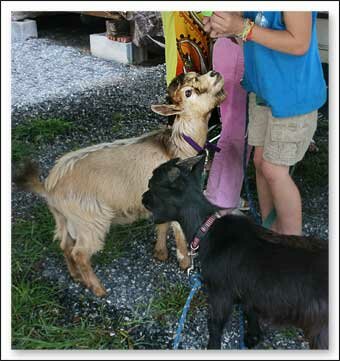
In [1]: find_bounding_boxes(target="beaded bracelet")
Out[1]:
[236,18,255,42]
[245,22,255,41]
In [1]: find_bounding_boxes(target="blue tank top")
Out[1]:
[242,11,326,118]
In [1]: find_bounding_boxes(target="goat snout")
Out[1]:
[208,70,223,86]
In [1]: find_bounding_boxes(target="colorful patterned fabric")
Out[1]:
[162,11,212,85]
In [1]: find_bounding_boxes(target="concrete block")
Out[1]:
[12,19,38,43]
[90,33,147,65]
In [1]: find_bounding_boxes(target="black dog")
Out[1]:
[142,155,328,349]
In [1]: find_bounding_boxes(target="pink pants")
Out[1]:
[205,38,251,208]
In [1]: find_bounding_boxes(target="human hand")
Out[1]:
[203,11,244,38]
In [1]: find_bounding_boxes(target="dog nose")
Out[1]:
[210,70,217,77]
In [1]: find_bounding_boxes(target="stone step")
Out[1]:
[12,19,38,43]
[90,33,148,65]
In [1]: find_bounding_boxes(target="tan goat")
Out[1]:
[14,71,226,297]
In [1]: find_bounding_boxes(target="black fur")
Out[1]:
[142,155,328,349]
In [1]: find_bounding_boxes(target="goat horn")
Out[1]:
[176,154,206,170]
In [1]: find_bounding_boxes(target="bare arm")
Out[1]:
[203,11,313,56]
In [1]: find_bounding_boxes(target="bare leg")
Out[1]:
[172,222,190,270]
[154,223,170,261]
[71,248,106,297]
[253,147,281,232]
[261,159,302,235]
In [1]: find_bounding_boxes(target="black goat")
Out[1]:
[142,155,328,349]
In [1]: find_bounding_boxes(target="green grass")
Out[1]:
[12,118,74,162]
[111,112,125,133]
[278,326,300,339]
[13,118,73,143]
[12,205,60,282]
[149,283,207,325]
[11,204,152,349]
[12,139,34,163]
[12,278,126,349]
[14,324,121,350]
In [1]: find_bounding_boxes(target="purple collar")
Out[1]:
[182,133,221,153]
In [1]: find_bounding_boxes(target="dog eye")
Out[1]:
[185,89,192,98]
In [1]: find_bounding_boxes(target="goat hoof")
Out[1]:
[179,257,191,270]
[244,333,262,349]
[154,249,168,262]
[92,285,107,298]
[71,274,84,284]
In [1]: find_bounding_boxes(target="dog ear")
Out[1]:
[151,104,183,116]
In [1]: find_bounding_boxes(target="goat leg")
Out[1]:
[154,223,170,261]
[207,289,233,349]
[172,221,191,269]
[244,308,262,348]
[307,325,328,349]
[71,249,107,297]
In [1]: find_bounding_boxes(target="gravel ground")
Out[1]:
[39,222,309,350]
[11,26,327,350]
[11,38,166,127]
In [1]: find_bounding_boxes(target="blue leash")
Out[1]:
[173,273,202,349]
[173,272,247,350]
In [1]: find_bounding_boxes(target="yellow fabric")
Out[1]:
[162,11,211,86]
[161,12,177,86]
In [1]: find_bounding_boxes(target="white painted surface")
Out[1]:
[90,33,147,64]
[11,19,38,43]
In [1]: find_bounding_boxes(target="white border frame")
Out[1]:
[1,2,339,360]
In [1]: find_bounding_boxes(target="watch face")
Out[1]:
[255,12,269,28]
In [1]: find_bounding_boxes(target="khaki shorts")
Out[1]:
[248,93,318,166]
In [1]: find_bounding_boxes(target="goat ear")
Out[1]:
[191,153,206,180]
[176,153,206,173]
[151,104,183,116]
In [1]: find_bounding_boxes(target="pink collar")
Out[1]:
[190,209,231,252]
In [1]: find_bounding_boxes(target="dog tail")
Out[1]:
[13,160,46,197]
